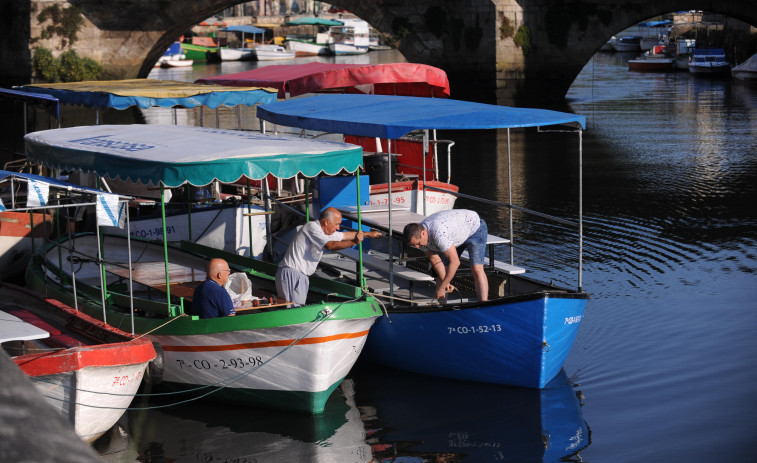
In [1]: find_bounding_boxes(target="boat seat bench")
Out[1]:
[333,247,434,298]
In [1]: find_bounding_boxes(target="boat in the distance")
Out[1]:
[1,282,157,443]
[628,45,674,71]
[613,35,642,52]
[327,19,370,55]
[731,52,757,81]
[283,17,342,56]
[688,48,730,75]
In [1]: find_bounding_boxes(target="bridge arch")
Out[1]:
[4,0,757,105]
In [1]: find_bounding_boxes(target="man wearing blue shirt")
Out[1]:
[191,258,236,318]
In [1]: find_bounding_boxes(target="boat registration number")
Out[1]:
[175,356,265,371]
[447,324,502,335]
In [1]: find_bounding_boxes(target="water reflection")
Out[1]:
[353,364,589,462]
[96,379,371,462]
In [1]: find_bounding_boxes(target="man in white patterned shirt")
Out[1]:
[404,209,489,301]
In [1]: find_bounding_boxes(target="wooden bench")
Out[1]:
[333,247,434,298]
[459,250,526,275]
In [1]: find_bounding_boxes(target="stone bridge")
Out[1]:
[3,0,757,105]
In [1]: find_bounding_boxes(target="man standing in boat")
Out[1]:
[191,258,236,318]
[404,209,489,302]
[276,207,382,307]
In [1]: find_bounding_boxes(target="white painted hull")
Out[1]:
[732,70,757,81]
[32,363,149,443]
[689,64,730,74]
[149,317,374,395]
[286,40,331,56]
[254,45,296,61]
[329,43,369,55]
[220,47,255,61]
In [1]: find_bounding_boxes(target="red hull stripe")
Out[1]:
[14,339,156,377]
[161,329,371,352]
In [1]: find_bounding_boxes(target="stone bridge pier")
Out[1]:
[2,0,756,105]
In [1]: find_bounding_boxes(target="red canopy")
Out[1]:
[196,62,450,99]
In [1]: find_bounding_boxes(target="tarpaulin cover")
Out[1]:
[197,62,451,98]
[257,94,586,139]
[24,124,363,187]
[284,17,342,26]
[733,53,757,73]
[219,25,266,34]
[18,79,277,110]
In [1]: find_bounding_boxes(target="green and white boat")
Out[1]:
[23,124,381,414]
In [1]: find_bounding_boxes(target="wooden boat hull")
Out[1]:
[628,59,674,71]
[25,234,380,413]
[688,64,730,75]
[329,43,369,55]
[362,291,587,388]
[180,43,217,62]
[2,283,156,443]
[285,39,331,56]
[220,47,255,61]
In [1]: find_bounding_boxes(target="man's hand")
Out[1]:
[435,281,455,300]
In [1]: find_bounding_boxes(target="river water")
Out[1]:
[54,49,757,461]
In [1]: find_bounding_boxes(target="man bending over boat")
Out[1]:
[404,209,489,302]
[276,207,382,307]
[191,258,236,318]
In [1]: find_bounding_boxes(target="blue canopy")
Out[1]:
[257,94,586,139]
[24,125,363,187]
[220,25,266,34]
[0,88,60,120]
[18,79,277,110]
[638,20,672,27]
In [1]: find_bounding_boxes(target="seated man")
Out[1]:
[191,258,235,319]
[403,209,489,302]
[276,207,382,307]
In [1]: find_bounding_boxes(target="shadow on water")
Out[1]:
[351,362,590,462]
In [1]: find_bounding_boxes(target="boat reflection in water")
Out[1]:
[98,379,372,462]
[354,364,590,462]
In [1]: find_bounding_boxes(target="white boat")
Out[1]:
[218,25,266,61]
[613,36,642,52]
[254,44,295,61]
[283,17,341,56]
[22,124,381,414]
[637,19,672,51]
[156,41,193,67]
[600,36,617,51]
[328,19,370,55]
[673,37,696,69]
[688,48,730,75]
[731,53,757,81]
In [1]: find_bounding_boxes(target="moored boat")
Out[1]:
[613,35,642,52]
[731,53,757,81]
[327,19,370,55]
[254,44,295,61]
[257,94,590,388]
[283,17,342,56]
[22,124,382,413]
[688,48,730,75]
[1,282,157,443]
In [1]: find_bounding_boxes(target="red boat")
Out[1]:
[0,283,156,443]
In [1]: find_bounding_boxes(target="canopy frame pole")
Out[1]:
[355,173,365,289]
[66,208,78,310]
[507,128,514,265]
[578,129,584,291]
[199,107,204,127]
[387,139,394,301]
[305,177,310,222]
[160,184,172,314]
[172,107,177,125]
[186,186,192,241]
[125,202,136,334]
[422,130,429,216]
[95,210,107,323]
[247,179,254,257]
[263,179,273,259]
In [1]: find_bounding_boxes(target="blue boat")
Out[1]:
[257,94,589,388]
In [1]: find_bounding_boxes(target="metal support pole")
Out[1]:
[160,184,172,313]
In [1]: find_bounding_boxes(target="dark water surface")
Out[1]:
[24,50,756,462]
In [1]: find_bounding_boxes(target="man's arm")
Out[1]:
[324,230,382,251]
[432,246,460,299]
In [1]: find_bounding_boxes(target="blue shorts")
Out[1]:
[459,219,487,266]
